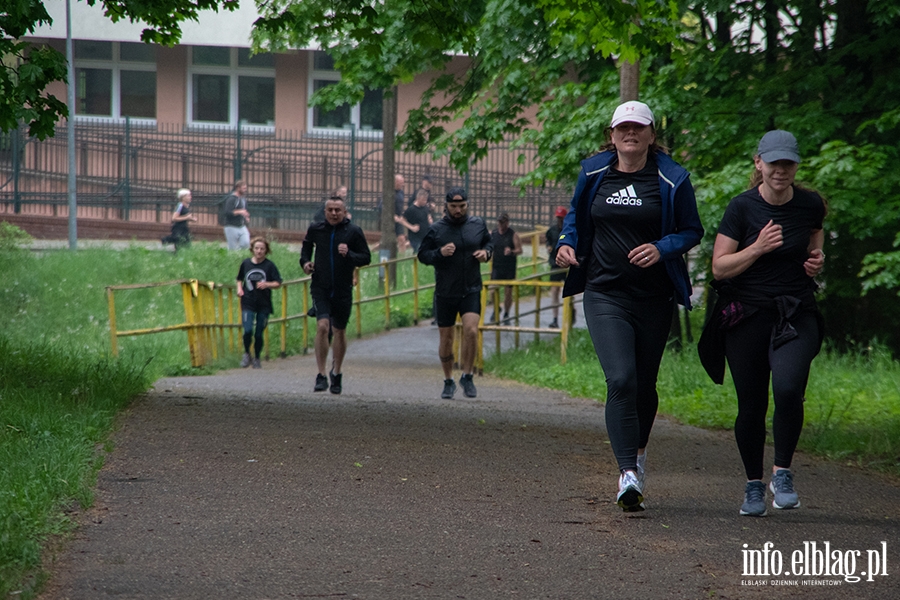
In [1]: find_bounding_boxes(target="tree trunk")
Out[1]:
[619,59,640,102]
[380,87,398,259]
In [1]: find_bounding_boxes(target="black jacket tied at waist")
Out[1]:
[697,283,823,384]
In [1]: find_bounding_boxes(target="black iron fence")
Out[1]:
[0,121,570,232]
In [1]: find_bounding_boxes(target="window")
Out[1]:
[309,51,382,134]
[74,41,157,120]
[188,46,275,128]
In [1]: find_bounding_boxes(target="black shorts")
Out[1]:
[548,260,566,282]
[491,265,517,281]
[311,292,353,330]
[434,291,481,328]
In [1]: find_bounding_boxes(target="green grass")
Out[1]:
[0,336,150,598]
[486,329,900,474]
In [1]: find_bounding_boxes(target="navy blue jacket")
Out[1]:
[556,151,704,308]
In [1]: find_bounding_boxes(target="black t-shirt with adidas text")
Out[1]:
[586,156,672,299]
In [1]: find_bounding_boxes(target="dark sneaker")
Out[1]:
[548,318,558,329]
[240,353,251,368]
[314,373,328,392]
[329,370,342,395]
[252,357,262,369]
[616,470,644,512]
[441,379,457,399]
[770,469,800,510]
[740,480,768,516]
[460,373,477,398]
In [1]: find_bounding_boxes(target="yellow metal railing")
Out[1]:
[106,228,569,368]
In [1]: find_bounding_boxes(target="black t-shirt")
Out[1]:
[717,186,825,300]
[586,157,672,299]
[237,258,282,314]
[491,227,518,277]
[403,204,432,249]
[171,202,191,237]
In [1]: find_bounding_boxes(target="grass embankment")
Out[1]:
[0,338,150,598]
[486,329,900,474]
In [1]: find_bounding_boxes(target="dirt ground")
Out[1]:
[39,324,900,599]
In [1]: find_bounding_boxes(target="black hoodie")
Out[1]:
[418,214,493,298]
[300,218,371,296]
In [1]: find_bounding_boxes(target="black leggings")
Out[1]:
[724,309,821,481]
[583,289,673,472]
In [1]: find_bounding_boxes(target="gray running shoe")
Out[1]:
[441,379,457,399]
[460,373,477,398]
[252,357,261,369]
[314,373,328,392]
[240,353,251,368]
[616,470,644,512]
[636,451,647,491]
[770,469,800,509]
[740,480,768,516]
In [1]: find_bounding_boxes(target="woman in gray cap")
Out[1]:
[704,130,826,517]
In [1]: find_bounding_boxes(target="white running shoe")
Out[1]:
[616,470,644,512]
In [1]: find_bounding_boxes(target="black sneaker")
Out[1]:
[329,370,342,395]
[548,318,558,328]
[460,373,477,398]
[314,373,328,392]
[441,379,456,399]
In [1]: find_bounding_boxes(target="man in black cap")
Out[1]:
[418,187,493,399]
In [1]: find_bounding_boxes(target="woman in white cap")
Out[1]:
[702,130,826,517]
[555,101,704,512]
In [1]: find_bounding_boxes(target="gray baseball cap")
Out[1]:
[757,130,801,163]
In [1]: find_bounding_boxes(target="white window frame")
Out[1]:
[187,47,275,130]
[308,51,382,137]
[73,41,156,124]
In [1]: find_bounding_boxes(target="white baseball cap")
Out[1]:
[610,101,655,128]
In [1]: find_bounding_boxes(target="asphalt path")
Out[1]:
[40,323,900,599]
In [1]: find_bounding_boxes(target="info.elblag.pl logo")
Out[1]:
[741,541,888,586]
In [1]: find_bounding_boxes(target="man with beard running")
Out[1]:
[417,188,493,399]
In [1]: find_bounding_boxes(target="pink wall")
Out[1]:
[275,52,307,132]
[157,46,187,124]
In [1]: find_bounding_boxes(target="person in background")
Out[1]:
[489,213,522,323]
[237,238,282,369]
[701,130,826,517]
[223,180,251,250]
[410,175,433,208]
[395,188,433,252]
[162,188,197,251]
[301,196,372,394]
[555,100,703,512]
[545,206,567,328]
[418,188,493,399]
[393,174,407,251]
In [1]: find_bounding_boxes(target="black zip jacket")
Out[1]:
[300,218,371,296]
[418,215,493,298]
